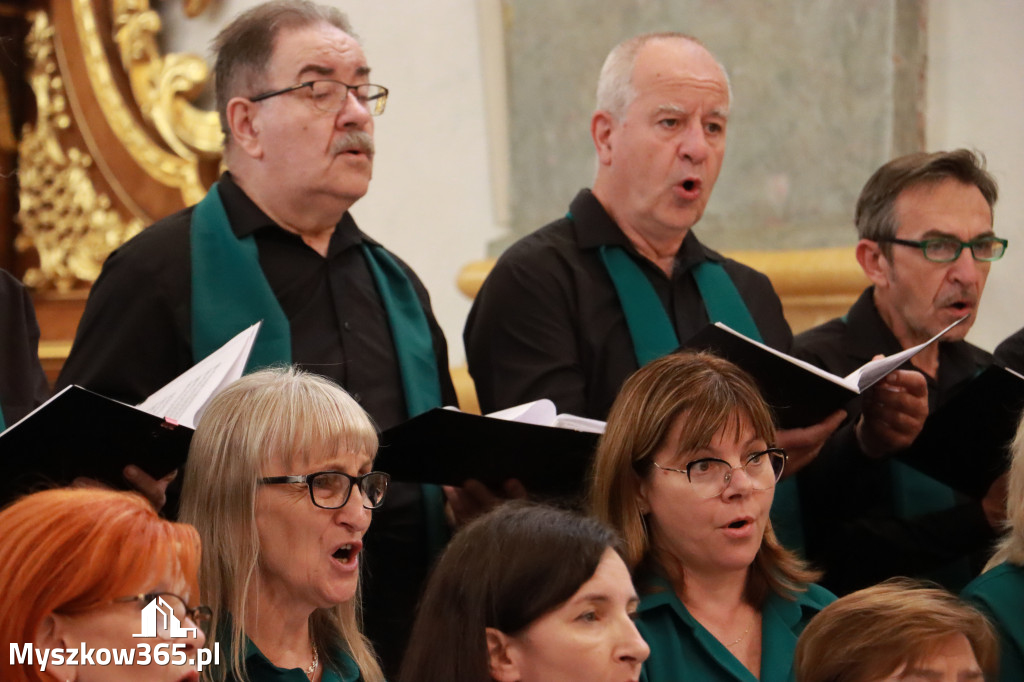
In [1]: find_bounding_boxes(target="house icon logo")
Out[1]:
[133,596,199,638]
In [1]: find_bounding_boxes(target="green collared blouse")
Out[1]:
[636,575,835,682]
[961,561,1024,681]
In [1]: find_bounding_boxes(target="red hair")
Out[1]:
[0,488,201,682]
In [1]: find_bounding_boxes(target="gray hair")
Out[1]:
[595,32,732,121]
[855,149,999,257]
[179,367,383,682]
[212,0,358,138]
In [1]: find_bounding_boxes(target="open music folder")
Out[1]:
[0,323,260,504]
[376,399,604,497]
[682,316,968,429]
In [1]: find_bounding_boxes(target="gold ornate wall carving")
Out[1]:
[16,11,143,291]
[16,0,222,291]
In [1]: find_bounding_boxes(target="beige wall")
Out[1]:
[160,0,1024,361]
[928,0,1024,351]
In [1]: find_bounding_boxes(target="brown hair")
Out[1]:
[0,488,201,682]
[588,351,818,604]
[401,501,624,682]
[795,578,999,682]
[855,149,998,257]
[212,0,356,138]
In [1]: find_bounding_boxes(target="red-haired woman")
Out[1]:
[0,488,209,682]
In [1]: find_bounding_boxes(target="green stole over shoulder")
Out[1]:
[191,183,448,553]
[597,242,805,553]
[0,406,6,431]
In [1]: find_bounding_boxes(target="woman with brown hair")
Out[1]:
[589,351,834,681]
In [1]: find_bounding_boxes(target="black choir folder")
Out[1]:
[0,323,260,505]
[682,317,967,429]
[376,400,605,497]
[896,364,1024,499]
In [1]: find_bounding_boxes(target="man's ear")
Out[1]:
[225,96,264,159]
[591,109,616,166]
[856,238,891,289]
[486,627,521,682]
[34,614,77,681]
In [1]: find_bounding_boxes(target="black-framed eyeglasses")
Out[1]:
[248,79,389,116]
[260,470,390,509]
[114,592,213,627]
[652,448,787,499]
[876,236,1008,263]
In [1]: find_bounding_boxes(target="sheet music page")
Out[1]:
[137,322,261,428]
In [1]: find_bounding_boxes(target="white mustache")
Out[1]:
[331,132,375,156]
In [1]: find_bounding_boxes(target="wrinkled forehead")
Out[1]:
[267,22,369,84]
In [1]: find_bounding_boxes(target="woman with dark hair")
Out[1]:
[589,351,834,681]
[401,501,649,682]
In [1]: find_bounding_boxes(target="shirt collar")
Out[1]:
[216,172,370,254]
[636,572,823,629]
[569,188,725,276]
[845,286,991,388]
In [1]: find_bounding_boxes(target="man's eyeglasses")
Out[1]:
[260,470,390,509]
[114,592,212,627]
[876,236,1008,263]
[248,80,389,116]
[652,448,787,499]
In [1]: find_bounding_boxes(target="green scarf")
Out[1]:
[190,183,448,551]
[597,242,805,553]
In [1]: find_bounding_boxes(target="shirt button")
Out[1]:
[343,321,352,331]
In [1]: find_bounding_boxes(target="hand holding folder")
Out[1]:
[683,316,968,429]
[0,323,260,505]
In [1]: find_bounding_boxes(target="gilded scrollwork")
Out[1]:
[16,0,224,289]
[112,0,223,161]
[71,0,213,205]
[16,11,143,291]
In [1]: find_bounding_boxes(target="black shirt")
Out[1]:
[0,269,49,424]
[56,172,455,677]
[57,172,455,427]
[792,287,996,594]
[995,327,1024,373]
[464,188,793,419]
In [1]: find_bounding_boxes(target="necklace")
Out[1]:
[305,642,319,681]
[724,621,751,648]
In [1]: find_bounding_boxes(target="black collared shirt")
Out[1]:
[464,188,793,419]
[57,172,455,428]
[792,287,996,593]
[56,173,455,676]
[995,326,1024,372]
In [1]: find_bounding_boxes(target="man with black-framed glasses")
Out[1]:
[55,1,456,675]
[793,148,1008,597]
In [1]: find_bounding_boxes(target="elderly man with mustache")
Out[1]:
[56,2,455,675]
[792,149,1009,596]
